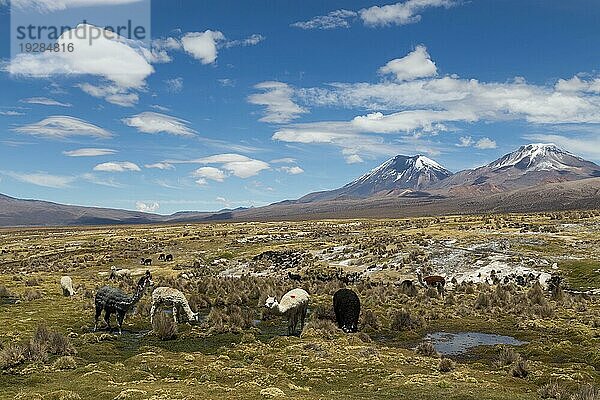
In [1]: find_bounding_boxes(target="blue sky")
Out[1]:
[1,0,600,214]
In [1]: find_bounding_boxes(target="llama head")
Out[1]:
[138,270,154,288]
[264,296,278,309]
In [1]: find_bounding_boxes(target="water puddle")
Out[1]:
[424,332,527,355]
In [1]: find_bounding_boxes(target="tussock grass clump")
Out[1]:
[390,308,422,331]
[438,357,455,372]
[510,359,529,378]
[415,341,438,358]
[53,356,77,370]
[152,312,178,340]
[538,380,569,399]
[475,292,491,309]
[496,346,520,367]
[527,282,545,306]
[0,343,26,369]
[570,384,600,400]
[22,289,42,301]
[0,285,12,297]
[360,309,379,331]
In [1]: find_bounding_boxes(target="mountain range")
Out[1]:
[2,143,600,226]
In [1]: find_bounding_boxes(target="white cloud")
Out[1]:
[270,157,296,164]
[122,111,196,136]
[21,97,72,107]
[280,166,304,175]
[224,34,265,48]
[14,116,112,139]
[195,178,207,186]
[93,161,141,172]
[475,137,497,149]
[345,154,364,164]
[150,104,170,112]
[0,111,25,116]
[171,153,270,179]
[135,201,160,213]
[181,30,225,64]
[456,136,473,147]
[248,81,307,123]
[379,45,437,81]
[63,148,117,157]
[4,171,75,188]
[359,0,456,27]
[218,78,235,87]
[192,166,226,182]
[81,173,123,187]
[6,24,154,106]
[291,9,357,30]
[165,77,183,93]
[77,83,139,107]
[145,162,175,170]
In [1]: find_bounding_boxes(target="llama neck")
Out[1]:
[128,283,147,306]
[181,301,196,319]
[275,302,289,314]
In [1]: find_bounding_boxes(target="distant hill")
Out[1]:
[1,143,600,227]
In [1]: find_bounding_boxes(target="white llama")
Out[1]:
[150,286,199,325]
[265,288,310,336]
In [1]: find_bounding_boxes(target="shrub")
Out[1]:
[527,282,545,306]
[390,309,422,331]
[496,346,520,367]
[24,278,40,287]
[533,302,554,318]
[438,357,455,372]
[0,285,12,297]
[570,384,600,400]
[22,289,43,301]
[475,292,491,309]
[0,343,26,369]
[510,359,529,379]
[538,380,569,399]
[152,312,177,340]
[53,356,77,370]
[415,341,438,357]
[360,310,379,331]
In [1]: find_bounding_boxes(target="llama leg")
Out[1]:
[117,313,125,335]
[300,305,307,331]
[172,306,178,323]
[104,311,112,332]
[150,303,156,326]
[94,304,102,331]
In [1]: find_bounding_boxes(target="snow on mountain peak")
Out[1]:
[489,143,579,171]
[414,155,445,171]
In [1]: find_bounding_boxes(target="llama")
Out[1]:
[287,271,302,281]
[60,276,76,297]
[417,269,446,296]
[158,253,166,261]
[140,258,152,266]
[265,288,309,336]
[150,286,199,325]
[333,288,360,333]
[397,279,418,296]
[165,254,173,262]
[94,270,153,334]
[109,266,131,280]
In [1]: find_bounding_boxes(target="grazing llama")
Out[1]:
[150,286,199,325]
[265,288,309,336]
[94,270,153,334]
[333,288,360,333]
[60,276,76,297]
[417,269,446,296]
[109,266,131,280]
[140,258,152,266]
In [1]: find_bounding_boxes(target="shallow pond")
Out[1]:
[424,332,527,355]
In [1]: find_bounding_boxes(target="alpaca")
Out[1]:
[150,286,198,325]
[140,258,152,266]
[94,270,153,334]
[158,253,166,261]
[417,269,446,296]
[60,276,76,297]
[109,266,131,280]
[165,254,173,262]
[265,288,309,336]
[397,279,418,296]
[333,288,360,333]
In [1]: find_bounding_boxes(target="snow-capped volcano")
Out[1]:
[299,155,453,202]
[432,143,600,193]
[489,143,586,171]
